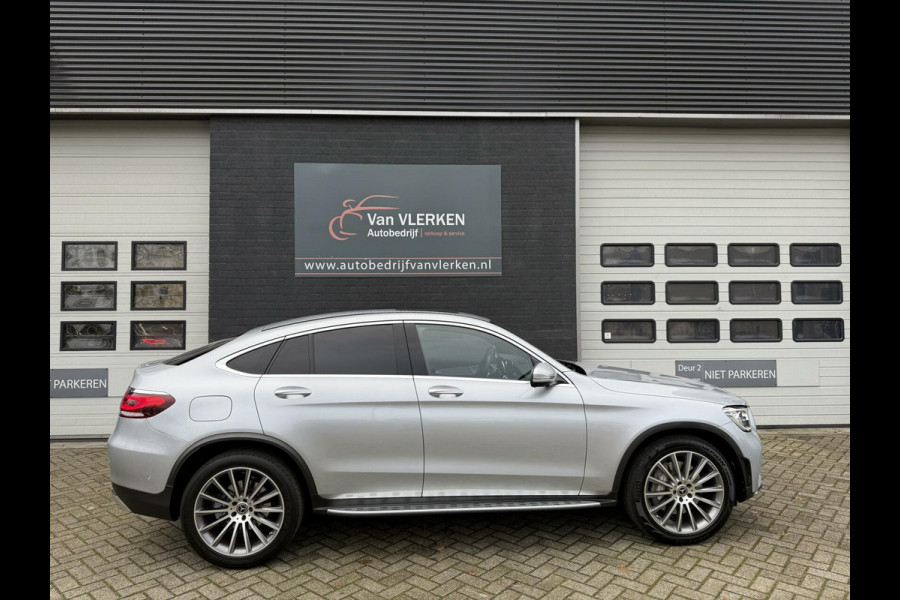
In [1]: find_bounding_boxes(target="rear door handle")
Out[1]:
[428,385,464,398]
[274,386,312,399]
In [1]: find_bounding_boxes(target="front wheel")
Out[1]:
[623,435,735,544]
[180,450,303,568]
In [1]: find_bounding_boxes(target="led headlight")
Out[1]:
[723,405,753,432]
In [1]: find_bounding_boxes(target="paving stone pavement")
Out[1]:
[50,429,849,599]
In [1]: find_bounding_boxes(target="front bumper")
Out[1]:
[718,420,763,502]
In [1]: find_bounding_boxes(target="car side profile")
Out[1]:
[108,310,762,568]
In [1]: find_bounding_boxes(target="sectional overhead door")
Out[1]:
[578,126,849,426]
[50,120,210,437]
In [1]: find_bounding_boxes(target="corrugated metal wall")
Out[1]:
[578,125,849,426]
[50,120,210,437]
[50,0,849,114]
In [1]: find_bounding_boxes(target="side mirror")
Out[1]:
[531,362,557,387]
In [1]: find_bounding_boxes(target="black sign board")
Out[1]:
[294,163,502,276]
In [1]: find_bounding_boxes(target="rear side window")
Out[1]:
[267,336,311,374]
[227,340,282,374]
[313,325,398,375]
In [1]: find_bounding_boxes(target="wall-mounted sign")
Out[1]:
[50,369,109,398]
[675,360,777,387]
[294,163,501,276]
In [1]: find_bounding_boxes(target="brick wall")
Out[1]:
[210,116,576,358]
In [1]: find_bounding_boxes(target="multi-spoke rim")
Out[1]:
[643,450,725,535]
[193,467,285,557]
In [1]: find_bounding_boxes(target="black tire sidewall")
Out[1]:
[624,436,735,545]
[180,450,303,568]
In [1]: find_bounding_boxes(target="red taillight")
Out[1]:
[120,389,176,418]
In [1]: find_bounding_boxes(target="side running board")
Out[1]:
[324,499,611,516]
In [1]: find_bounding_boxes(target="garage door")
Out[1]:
[50,120,210,437]
[578,126,849,426]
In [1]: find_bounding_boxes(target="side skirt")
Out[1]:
[314,495,616,516]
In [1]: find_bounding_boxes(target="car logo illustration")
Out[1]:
[328,195,399,241]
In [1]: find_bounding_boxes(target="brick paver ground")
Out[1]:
[50,429,849,599]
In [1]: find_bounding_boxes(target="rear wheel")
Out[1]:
[624,435,735,544]
[180,450,302,568]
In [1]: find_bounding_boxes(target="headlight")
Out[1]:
[723,405,753,432]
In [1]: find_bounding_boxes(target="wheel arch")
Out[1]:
[166,433,320,520]
[613,422,752,503]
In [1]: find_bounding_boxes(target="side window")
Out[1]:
[313,325,397,375]
[415,324,534,380]
[227,340,282,374]
[267,336,310,374]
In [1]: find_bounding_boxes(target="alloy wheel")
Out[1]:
[192,467,285,557]
[642,450,725,535]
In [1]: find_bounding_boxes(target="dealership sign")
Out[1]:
[675,360,777,387]
[294,163,501,276]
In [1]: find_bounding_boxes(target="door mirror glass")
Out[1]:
[531,363,557,387]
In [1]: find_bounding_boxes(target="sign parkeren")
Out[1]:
[675,360,777,387]
[50,369,109,398]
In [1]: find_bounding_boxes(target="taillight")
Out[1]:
[120,388,176,418]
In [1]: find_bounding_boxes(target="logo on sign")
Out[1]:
[328,195,399,241]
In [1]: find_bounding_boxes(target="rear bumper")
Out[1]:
[112,483,175,520]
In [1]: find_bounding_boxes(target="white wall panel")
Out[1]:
[578,126,850,425]
[50,120,210,437]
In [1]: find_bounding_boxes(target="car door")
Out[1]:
[253,323,423,500]
[407,322,587,497]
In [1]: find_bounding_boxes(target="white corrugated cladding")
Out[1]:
[50,120,210,437]
[578,126,849,426]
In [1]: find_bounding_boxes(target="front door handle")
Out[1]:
[428,385,464,398]
[274,386,312,399]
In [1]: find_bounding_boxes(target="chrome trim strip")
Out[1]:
[325,500,603,516]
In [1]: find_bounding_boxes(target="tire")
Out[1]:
[180,449,303,568]
[623,435,735,544]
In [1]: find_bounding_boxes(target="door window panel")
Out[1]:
[313,325,397,375]
[415,324,534,380]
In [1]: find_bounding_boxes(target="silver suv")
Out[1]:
[108,311,762,568]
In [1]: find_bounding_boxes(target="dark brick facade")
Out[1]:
[210,117,576,358]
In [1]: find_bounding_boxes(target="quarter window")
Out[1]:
[415,324,534,380]
[228,340,283,374]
